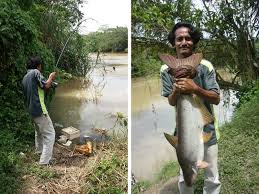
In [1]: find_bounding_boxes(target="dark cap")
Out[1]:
[26,56,42,70]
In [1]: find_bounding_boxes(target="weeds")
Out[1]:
[132,181,151,194]
[195,93,259,193]
[82,133,128,193]
[132,161,179,193]
[20,125,128,194]
[25,163,61,180]
[155,161,179,183]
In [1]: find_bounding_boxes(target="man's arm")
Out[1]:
[195,84,220,105]
[175,78,220,105]
[44,72,56,90]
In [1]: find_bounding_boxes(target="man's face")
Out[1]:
[174,27,194,58]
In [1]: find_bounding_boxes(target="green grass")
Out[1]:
[218,93,259,193]
[195,93,259,193]
[132,161,179,193]
[83,130,128,194]
[132,180,152,194]
[25,163,61,180]
[155,161,179,183]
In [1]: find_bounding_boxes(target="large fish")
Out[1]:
[159,53,214,187]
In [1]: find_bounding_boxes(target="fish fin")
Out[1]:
[192,94,214,125]
[159,54,178,69]
[202,131,213,143]
[196,160,209,169]
[159,53,203,69]
[164,132,178,149]
[185,53,203,68]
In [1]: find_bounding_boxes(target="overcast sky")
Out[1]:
[79,0,130,34]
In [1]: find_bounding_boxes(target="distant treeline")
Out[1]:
[84,27,128,53]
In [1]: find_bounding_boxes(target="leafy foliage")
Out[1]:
[84,27,128,52]
[0,0,90,193]
[132,0,259,83]
[235,80,259,107]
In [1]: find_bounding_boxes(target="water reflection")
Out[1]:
[49,56,128,137]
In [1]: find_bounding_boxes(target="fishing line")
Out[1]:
[54,18,97,69]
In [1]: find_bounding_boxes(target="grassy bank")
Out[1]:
[132,161,179,193]
[194,91,259,193]
[133,90,259,193]
[217,93,259,192]
[19,130,128,194]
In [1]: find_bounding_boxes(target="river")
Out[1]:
[49,53,128,137]
[131,77,238,181]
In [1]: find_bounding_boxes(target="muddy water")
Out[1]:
[132,77,238,181]
[49,54,128,137]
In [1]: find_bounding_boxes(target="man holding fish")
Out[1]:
[160,22,221,194]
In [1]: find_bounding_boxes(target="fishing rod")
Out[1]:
[55,18,87,68]
[52,17,97,88]
[50,19,88,88]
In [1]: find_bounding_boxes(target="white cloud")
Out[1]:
[79,0,130,34]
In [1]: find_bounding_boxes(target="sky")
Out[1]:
[79,0,130,34]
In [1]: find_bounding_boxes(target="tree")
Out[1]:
[0,1,91,191]
[132,0,259,83]
[84,27,128,53]
[200,0,259,81]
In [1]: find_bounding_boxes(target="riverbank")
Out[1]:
[133,91,259,193]
[19,129,128,193]
[0,53,128,194]
[19,59,128,193]
[50,62,128,139]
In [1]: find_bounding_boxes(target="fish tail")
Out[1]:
[183,167,197,187]
[159,54,178,69]
[159,53,203,69]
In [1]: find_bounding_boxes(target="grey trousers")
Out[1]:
[178,144,221,194]
[33,114,55,165]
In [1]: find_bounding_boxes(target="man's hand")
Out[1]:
[49,72,56,81]
[44,72,56,89]
[175,78,198,94]
[175,78,220,105]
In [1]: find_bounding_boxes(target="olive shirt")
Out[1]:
[160,59,220,146]
[22,69,48,118]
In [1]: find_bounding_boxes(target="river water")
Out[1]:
[49,53,128,137]
[131,77,238,181]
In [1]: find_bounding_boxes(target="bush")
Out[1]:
[0,0,90,192]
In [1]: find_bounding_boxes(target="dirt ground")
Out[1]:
[19,141,123,194]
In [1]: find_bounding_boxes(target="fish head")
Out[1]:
[177,154,198,187]
[182,164,198,187]
[171,65,197,79]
